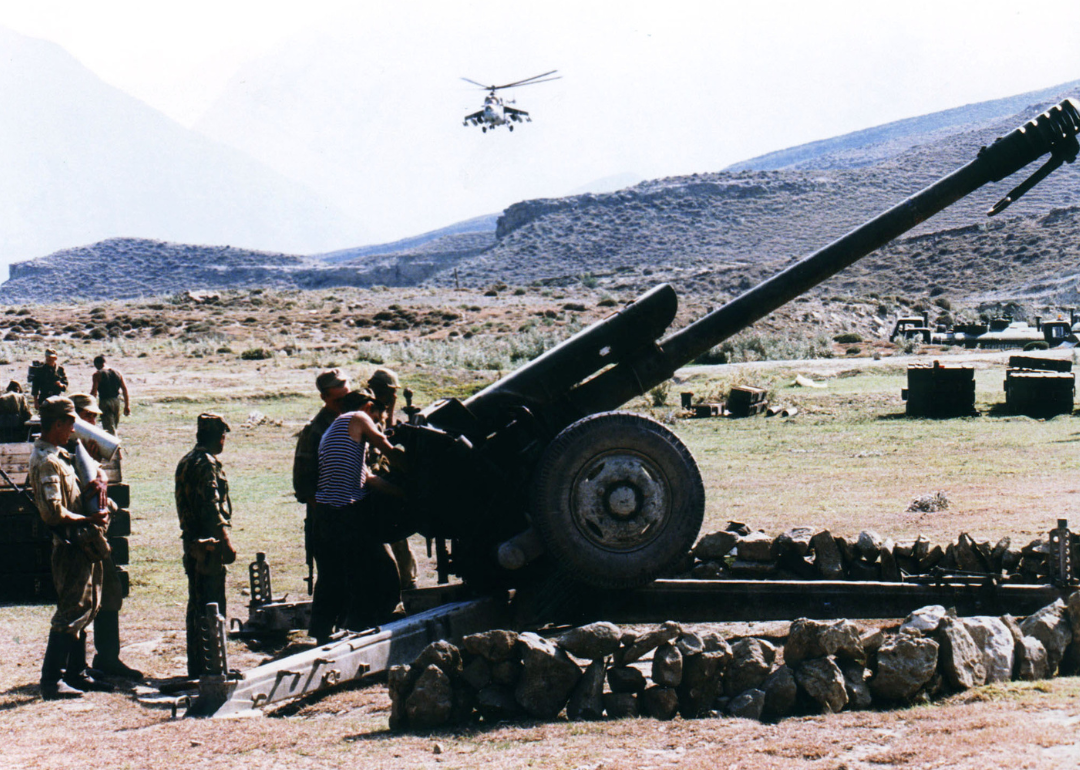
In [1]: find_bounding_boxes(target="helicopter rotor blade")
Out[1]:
[497,76,562,90]
[461,77,494,89]
[489,70,561,90]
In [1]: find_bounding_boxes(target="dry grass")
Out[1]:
[2,290,1080,769]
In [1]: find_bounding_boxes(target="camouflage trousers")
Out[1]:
[99,398,121,435]
[50,538,104,636]
[184,555,227,678]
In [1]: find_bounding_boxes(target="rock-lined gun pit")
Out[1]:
[390,595,1080,731]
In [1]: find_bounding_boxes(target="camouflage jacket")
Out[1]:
[31,365,67,402]
[292,406,337,503]
[175,445,231,542]
[29,438,81,529]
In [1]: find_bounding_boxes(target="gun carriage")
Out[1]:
[393,98,1080,593]
[199,98,1080,717]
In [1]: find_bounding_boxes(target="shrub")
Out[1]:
[240,347,274,361]
[649,382,670,407]
[833,332,863,344]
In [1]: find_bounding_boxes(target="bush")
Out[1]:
[833,332,863,344]
[240,347,274,361]
[649,382,670,407]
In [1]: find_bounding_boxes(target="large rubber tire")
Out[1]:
[530,411,705,589]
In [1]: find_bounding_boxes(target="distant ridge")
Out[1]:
[4,80,1080,306]
[320,214,498,263]
[725,79,1080,172]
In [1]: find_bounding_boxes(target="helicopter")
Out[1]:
[462,70,561,132]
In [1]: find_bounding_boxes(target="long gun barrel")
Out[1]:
[401,98,1080,592]
[565,98,1080,416]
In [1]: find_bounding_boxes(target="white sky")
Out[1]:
[2,0,1080,243]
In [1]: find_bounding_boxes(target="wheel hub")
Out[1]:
[571,452,668,551]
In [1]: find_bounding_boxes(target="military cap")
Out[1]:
[44,348,58,359]
[197,412,231,435]
[315,368,348,394]
[69,392,102,416]
[367,367,399,393]
[40,395,76,422]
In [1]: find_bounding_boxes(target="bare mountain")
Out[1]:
[0,26,367,277]
[4,80,1080,306]
[434,81,1080,304]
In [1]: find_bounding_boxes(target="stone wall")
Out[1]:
[389,593,1080,731]
[680,522,1059,583]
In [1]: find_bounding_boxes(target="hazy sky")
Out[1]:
[3,0,1080,243]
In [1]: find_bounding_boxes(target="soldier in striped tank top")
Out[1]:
[311,390,407,641]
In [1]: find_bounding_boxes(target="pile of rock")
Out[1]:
[389,594,1080,731]
[683,522,1059,583]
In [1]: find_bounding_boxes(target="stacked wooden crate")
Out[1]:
[902,361,977,417]
[0,442,130,603]
[1005,355,1075,417]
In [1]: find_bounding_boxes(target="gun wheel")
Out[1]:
[531,411,704,589]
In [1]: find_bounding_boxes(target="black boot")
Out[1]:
[92,610,143,680]
[41,632,83,700]
[64,631,114,693]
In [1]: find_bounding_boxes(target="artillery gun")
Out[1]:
[392,98,1080,594]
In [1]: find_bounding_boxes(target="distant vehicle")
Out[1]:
[461,70,561,133]
[891,311,1080,349]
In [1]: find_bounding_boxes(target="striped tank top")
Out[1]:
[315,412,368,507]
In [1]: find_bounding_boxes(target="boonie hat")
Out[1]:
[368,368,399,391]
[69,392,102,416]
[315,368,348,394]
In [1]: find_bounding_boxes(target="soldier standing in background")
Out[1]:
[31,396,116,700]
[90,355,131,435]
[175,413,235,679]
[366,368,417,590]
[68,393,142,680]
[31,349,67,410]
[292,368,350,641]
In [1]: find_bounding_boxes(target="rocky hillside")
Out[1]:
[439,83,1080,304]
[4,81,1079,306]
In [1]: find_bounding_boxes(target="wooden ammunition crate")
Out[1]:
[726,386,768,417]
[1008,354,1073,373]
[1005,369,1075,417]
[0,440,131,604]
[903,361,976,417]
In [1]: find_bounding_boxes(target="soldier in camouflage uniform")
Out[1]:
[31,396,117,700]
[31,349,68,410]
[366,368,418,590]
[175,413,235,678]
[67,393,142,680]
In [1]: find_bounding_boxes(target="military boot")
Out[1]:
[64,631,115,693]
[92,610,144,680]
[41,631,83,700]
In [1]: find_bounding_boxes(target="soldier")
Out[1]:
[90,355,131,435]
[31,396,116,699]
[314,390,407,637]
[31,349,68,410]
[366,368,417,590]
[175,413,235,678]
[67,393,142,680]
[292,368,350,641]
